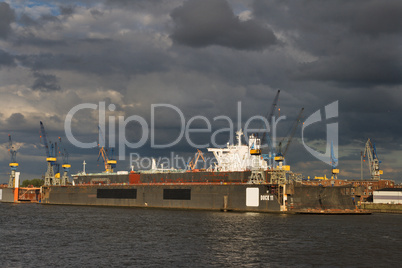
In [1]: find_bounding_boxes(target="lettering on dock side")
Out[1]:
[260,195,274,201]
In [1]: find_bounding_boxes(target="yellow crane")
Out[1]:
[97,126,116,173]
[187,149,205,171]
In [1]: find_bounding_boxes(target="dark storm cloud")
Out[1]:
[59,5,76,16]
[19,12,61,26]
[351,1,402,35]
[90,9,104,17]
[14,36,67,47]
[104,0,176,15]
[170,0,277,50]
[296,54,402,86]
[0,49,15,67]
[252,0,402,86]
[19,14,38,27]
[0,0,401,182]
[0,2,15,39]
[105,0,164,8]
[31,72,61,91]
[17,43,169,77]
[7,113,26,125]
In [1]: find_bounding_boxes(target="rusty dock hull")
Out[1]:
[41,172,362,214]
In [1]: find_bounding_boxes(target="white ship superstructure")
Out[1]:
[208,129,269,172]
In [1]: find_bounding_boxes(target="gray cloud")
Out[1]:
[0,49,15,67]
[252,0,402,86]
[7,113,26,125]
[171,0,277,50]
[0,2,15,39]
[59,5,76,16]
[351,1,402,35]
[31,72,61,91]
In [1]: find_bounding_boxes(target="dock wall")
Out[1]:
[0,188,15,203]
[360,202,402,213]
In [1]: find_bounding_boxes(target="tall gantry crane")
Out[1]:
[58,137,70,185]
[362,138,382,180]
[257,90,280,153]
[97,126,116,173]
[40,121,60,186]
[7,134,19,188]
[274,108,304,168]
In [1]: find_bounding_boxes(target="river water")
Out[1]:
[0,203,401,267]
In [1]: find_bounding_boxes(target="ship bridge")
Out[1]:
[207,129,269,172]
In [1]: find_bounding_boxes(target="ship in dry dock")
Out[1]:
[40,130,364,214]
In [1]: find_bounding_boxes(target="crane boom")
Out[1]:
[8,134,17,163]
[40,121,50,157]
[274,107,304,167]
[188,149,206,170]
[363,138,382,180]
[282,107,304,157]
[58,137,69,164]
[260,90,280,146]
[97,125,116,173]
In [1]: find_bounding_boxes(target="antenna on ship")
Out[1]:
[236,129,243,146]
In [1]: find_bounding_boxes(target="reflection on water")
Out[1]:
[0,203,401,267]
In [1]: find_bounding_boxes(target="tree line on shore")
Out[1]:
[21,179,44,187]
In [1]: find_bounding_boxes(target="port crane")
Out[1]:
[187,149,206,171]
[58,137,70,185]
[97,126,116,173]
[40,121,60,186]
[362,138,382,180]
[255,90,280,154]
[7,134,19,188]
[274,108,304,168]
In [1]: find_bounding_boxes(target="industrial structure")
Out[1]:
[1,103,392,213]
[40,127,362,214]
[97,126,117,173]
[187,149,206,171]
[40,121,64,186]
[7,134,19,189]
[58,137,70,185]
[362,138,383,180]
[303,137,394,202]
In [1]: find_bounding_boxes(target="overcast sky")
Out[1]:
[1,0,401,183]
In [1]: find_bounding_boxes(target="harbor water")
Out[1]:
[0,203,401,267]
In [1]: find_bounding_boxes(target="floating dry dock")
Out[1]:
[41,167,365,214]
[39,131,366,214]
